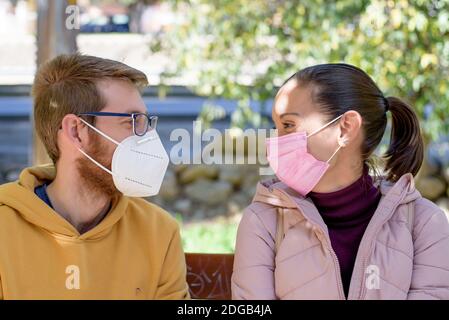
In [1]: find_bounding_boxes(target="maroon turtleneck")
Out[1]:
[308,166,381,297]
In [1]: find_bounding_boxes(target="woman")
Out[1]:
[232,63,449,300]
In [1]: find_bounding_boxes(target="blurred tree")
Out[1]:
[150,0,449,138]
[34,0,78,165]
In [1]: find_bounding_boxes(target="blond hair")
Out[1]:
[32,53,148,163]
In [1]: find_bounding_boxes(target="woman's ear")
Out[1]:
[339,110,362,146]
[60,114,85,148]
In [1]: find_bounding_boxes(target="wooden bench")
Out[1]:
[185,253,234,300]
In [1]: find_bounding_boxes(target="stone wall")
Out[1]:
[153,164,264,223]
[152,160,449,222]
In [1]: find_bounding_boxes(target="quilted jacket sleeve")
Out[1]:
[231,206,278,300]
[407,199,449,300]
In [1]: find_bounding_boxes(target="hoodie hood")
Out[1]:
[252,173,422,233]
[0,164,129,240]
[253,173,421,208]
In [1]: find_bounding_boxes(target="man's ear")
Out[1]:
[338,110,362,146]
[60,114,86,149]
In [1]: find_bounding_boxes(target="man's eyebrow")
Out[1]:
[125,110,148,114]
[280,112,301,118]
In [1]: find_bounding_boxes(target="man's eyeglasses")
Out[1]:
[78,112,158,137]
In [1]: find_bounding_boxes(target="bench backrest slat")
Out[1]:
[185,253,234,300]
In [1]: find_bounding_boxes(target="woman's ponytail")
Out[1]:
[383,96,424,182]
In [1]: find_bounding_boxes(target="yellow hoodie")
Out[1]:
[0,165,190,300]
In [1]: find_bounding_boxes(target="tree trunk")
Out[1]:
[33,0,78,165]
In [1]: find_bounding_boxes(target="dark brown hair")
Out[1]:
[32,53,148,163]
[286,63,424,182]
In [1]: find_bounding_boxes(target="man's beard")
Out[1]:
[76,132,121,199]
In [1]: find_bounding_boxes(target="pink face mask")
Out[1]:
[266,114,345,196]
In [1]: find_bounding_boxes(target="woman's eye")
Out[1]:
[282,122,295,129]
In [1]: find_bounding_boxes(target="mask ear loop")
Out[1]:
[326,136,349,163]
[305,113,346,163]
[326,144,343,164]
[78,148,114,175]
[307,114,344,138]
[79,118,120,146]
[77,117,118,176]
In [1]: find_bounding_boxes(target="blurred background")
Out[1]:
[0,0,448,253]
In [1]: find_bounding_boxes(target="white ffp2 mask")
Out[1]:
[78,118,169,197]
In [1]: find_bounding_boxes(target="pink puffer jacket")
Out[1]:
[232,173,449,299]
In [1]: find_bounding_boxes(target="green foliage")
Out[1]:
[176,214,238,253]
[90,0,156,5]
[151,0,449,138]
[197,102,227,129]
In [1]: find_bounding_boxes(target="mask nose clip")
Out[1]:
[137,134,158,145]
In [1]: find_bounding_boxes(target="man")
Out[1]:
[0,54,190,299]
